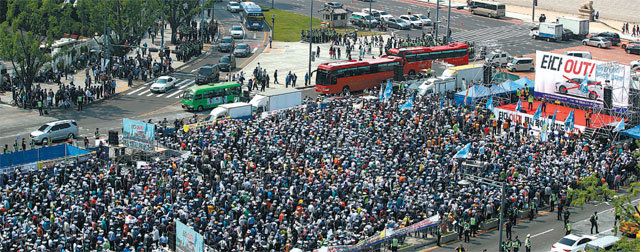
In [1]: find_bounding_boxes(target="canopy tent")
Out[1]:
[621,124,640,139]
[454,77,535,105]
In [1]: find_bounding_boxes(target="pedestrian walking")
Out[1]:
[274,70,279,84]
[524,234,532,252]
[590,211,599,234]
[563,208,570,225]
[317,46,320,58]
[305,72,309,86]
[293,73,297,87]
[564,222,572,235]
[436,224,442,246]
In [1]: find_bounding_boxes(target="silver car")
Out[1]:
[227,1,241,12]
[582,37,611,48]
[30,120,79,145]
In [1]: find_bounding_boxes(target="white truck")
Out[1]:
[556,17,589,38]
[530,23,563,41]
[249,88,302,113]
[418,64,484,96]
[208,102,253,121]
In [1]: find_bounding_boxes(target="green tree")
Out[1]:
[0,0,63,93]
[164,0,201,45]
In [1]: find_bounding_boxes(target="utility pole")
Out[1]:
[161,0,165,51]
[446,0,451,43]
[532,0,537,23]
[435,0,439,45]
[369,0,372,31]
[272,0,274,9]
[103,0,110,74]
[308,0,313,83]
[201,0,204,47]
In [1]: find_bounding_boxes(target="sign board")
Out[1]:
[493,107,584,132]
[122,118,155,151]
[534,51,631,109]
[176,220,204,252]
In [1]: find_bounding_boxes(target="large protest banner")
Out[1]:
[122,118,155,151]
[176,220,204,252]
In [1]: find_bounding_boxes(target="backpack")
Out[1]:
[590,215,595,223]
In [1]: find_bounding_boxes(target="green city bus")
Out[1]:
[181,82,242,111]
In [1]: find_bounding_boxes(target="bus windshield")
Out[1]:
[182,90,194,100]
[316,69,331,85]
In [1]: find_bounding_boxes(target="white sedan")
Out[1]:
[400,15,423,29]
[551,234,596,252]
[229,25,245,39]
[413,14,432,27]
[226,1,241,12]
[150,76,177,93]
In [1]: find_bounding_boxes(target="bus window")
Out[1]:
[194,94,203,100]
[213,89,225,97]
[182,91,193,100]
[316,69,331,85]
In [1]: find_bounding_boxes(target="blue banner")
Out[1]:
[176,220,204,252]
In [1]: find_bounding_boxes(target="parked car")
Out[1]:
[226,1,241,12]
[151,76,178,93]
[362,9,394,22]
[30,120,79,145]
[399,15,423,29]
[582,37,611,48]
[507,57,534,72]
[621,40,640,49]
[324,2,343,8]
[233,43,251,58]
[592,32,620,45]
[218,55,236,72]
[563,51,592,59]
[196,65,220,85]
[562,28,574,41]
[229,25,245,39]
[584,236,620,251]
[413,14,432,26]
[555,77,602,100]
[485,50,512,66]
[625,45,640,55]
[219,36,235,52]
[350,12,378,28]
[386,18,411,30]
[550,234,595,252]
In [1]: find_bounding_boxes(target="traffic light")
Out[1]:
[534,0,538,6]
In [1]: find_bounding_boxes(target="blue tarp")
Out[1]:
[0,144,91,168]
[621,124,640,139]
[454,77,535,105]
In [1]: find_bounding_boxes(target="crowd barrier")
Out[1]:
[0,144,92,173]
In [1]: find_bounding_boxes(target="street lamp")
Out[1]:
[461,170,507,252]
[308,0,313,83]
[271,14,275,48]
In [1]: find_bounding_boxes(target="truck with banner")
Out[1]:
[122,118,156,151]
[534,50,631,110]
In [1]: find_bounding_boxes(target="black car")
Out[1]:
[218,55,236,72]
[562,29,574,41]
[195,64,220,85]
[218,36,235,52]
[626,45,640,55]
[593,32,620,45]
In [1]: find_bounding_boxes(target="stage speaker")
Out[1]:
[603,86,613,109]
[483,65,491,85]
[108,130,119,146]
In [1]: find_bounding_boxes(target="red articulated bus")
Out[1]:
[387,42,470,76]
[315,56,402,95]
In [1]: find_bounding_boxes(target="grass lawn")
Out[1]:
[263,8,382,42]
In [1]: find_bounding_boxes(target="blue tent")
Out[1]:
[454,77,535,106]
[621,124,640,139]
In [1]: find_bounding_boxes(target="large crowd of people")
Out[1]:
[0,88,637,251]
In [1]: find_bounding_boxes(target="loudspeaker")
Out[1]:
[483,65,491,84]
[108,130,119,146]
[603,86,613,109]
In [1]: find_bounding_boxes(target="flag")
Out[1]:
[454,143,471,159]
[383,80,393,101]
[463,85,471,105]
[564,109,575,131]
[379,82,384,101]
[515,99,521,112]
[614,119,625,132]
[579,74,590,94]
[439,95,444,111]
[532,104,542,121]
[486,96,494,111]
[540,119,548,142]
[551,109,557,122]
[399,94,414,111]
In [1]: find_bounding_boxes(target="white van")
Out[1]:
[563,51,592,59]
[485,50,512,66]
[583,236,619,251]
[507,57,534,72]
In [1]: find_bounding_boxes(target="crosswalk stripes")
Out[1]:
[124,77,195,99]
[453,24,531,43]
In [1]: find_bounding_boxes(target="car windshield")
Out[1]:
[410,16,419,21]
[220,57,230,63]
[156,79,167,84]
[232,26,242,31]
[230,2,239,6]
[380,11,389,15]
[199,68,212,75]
[397,18,406,23]
[38,125,50,131]
[419,15,427,19]
[182,91,194,100]
[222,38,232,43]
[511,59,519,64]
[237,44,248,49]
[558,238,577,246]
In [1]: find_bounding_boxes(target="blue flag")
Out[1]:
[399,94,414,111]
[439,95,444,111]
[515,99,521,112]
[564,109,575,131]
[383,80,393,101]
[379,82,384,101]
[454,143,472,159]
[540,119,548,142]
[486,96,494,111]
[614,119,625,132]
[579,74,590,94]
[551,109,557,122]
[532,104,542,121]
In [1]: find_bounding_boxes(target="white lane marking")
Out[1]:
[146,92,155,97]
[252,47,257,53]
[531,229,553,238]
[174,79,191,87]
[191,68,198,72]
[137,89,151,96]
[128,87,146,95]
[166,90,183,98]
[178,80,195,90]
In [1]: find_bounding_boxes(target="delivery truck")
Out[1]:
[556,17,589,38]
[417,64,484,96]
[208,102,253,121]
[530,23,563,41]
[249,88,302,113]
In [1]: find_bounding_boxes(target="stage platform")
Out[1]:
[494,100,624,130]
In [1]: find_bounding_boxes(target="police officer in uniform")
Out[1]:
[590,211,599,234]
[565,222,572,235]
[436,224,442,246]
[391,237,398,252]
[512,236,521,252]
[524,234,532,252]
